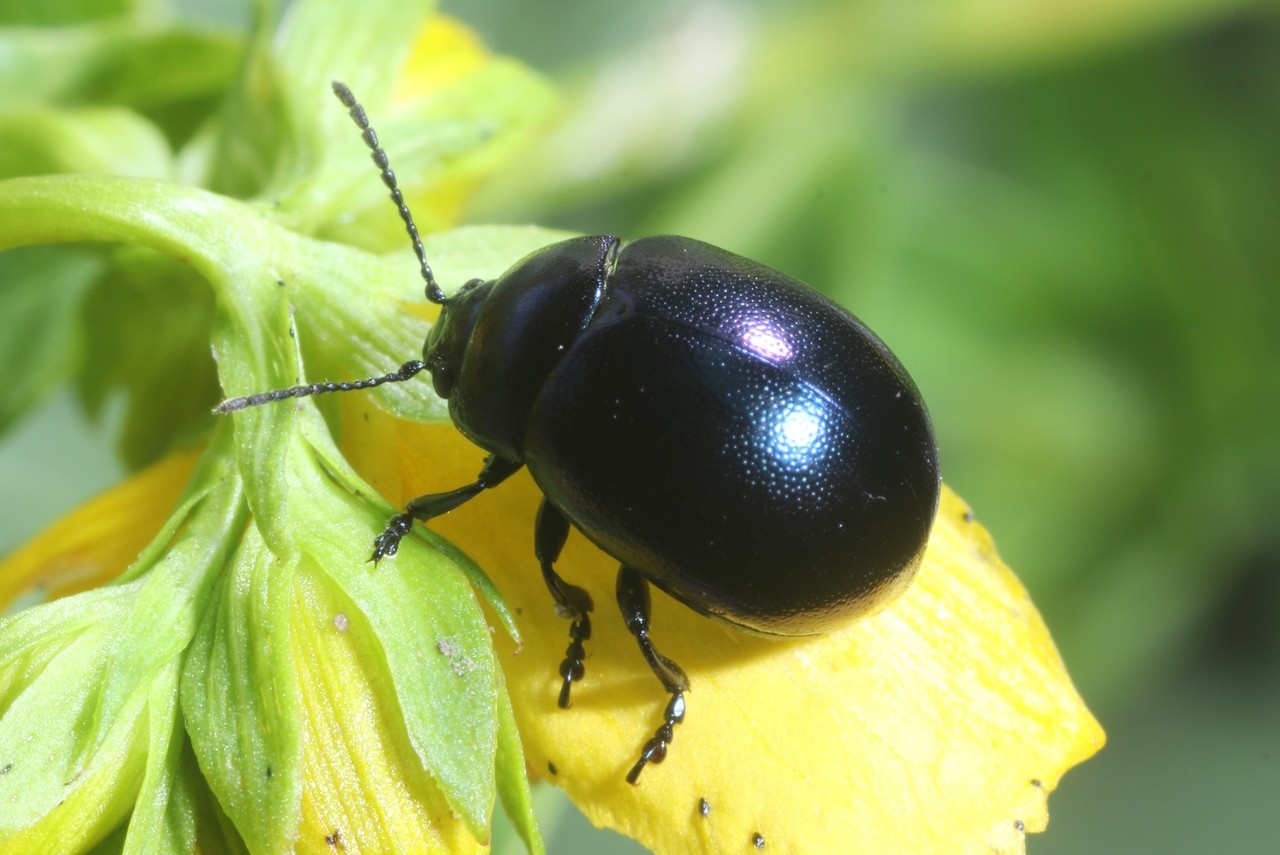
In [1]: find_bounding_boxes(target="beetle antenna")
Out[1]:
[332,80,447,305]
[213,360,428,414]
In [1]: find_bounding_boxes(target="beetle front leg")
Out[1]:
[535,499,594,708]
[617,565,690,785]
[371,455,523,562]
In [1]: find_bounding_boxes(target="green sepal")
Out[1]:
[120,660,197,855]
[495,667,544,855]
[180,524,302,855]
[302,413,522,643]
[288,460,503,838]
[180,735,251,855]
[302,58,559,246]
[0,620,148,849]
[0,427,246,850]
[208,0,434,200]
[0,171,566,853]
[0,584,136,731]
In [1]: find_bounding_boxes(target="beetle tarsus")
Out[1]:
[535,499,597,706]
[556,612,592,707]
[617,566,690,783]
[627,692,686,785]
[370,514,413,563]
[370,457,523,563]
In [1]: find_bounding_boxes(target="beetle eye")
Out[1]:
[427,350,455,399]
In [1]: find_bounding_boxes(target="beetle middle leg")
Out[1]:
[617,565,690,785]
[535,499,594,708]
[371,455,522,562]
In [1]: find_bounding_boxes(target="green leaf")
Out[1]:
[0,105,172,179]
[0,245,98,437]
[0,4,567,851]
[418,224,575,287]
[0,0,134,27]
[0,173,440,427]
[75,248,220,468]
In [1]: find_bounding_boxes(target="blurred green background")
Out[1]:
[2,0,1278,852]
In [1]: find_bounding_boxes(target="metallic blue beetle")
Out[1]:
[218,82,941,784]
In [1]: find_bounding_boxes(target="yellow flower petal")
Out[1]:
[393,15,490,102]
[0,450,197,609]
[341,408,1104,854]
[291,560,485,855]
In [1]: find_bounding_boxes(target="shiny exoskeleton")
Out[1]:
[216,82,942,785]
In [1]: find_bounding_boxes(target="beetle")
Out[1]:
[217,81,941,784]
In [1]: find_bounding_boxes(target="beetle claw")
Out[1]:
[370,514,413,563]
[556,612,591,708]
[627,692,686,784]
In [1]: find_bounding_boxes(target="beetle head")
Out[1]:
[423,277,494,400]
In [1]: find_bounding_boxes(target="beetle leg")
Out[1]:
[371,455,522,562]
[535,499,594,708]
[616,565,690,785]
